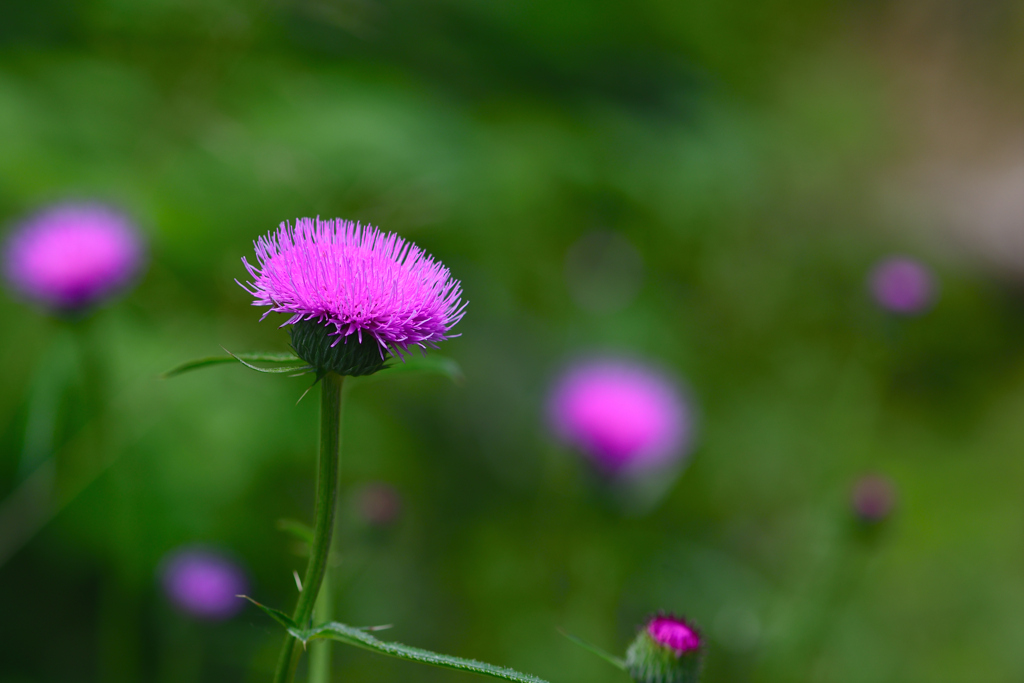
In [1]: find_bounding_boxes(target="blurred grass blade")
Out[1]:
[378,354,464,383]
[240,596,299,631]
[557,628,627,670]
[277,518,315,545]
[161,351,303,378]
[306,621,549,683]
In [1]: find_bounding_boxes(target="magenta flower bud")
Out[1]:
[239,218,465,376]
[851,474,896,523]
[3,202,145,312]
[160,547,249,621]
[547,358,692,477]
[868,257,936,315]
[355,481,403,527]
[625,614,704,683]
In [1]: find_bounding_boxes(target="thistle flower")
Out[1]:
[3,202,145,312]
[625,614,703,683]
[160,546,249,620]
[851,473,896,523]
[548,359,691,477]
[868,257,935,315]
[239,218,465,376]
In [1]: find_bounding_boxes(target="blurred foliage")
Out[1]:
[2,1,1024,682]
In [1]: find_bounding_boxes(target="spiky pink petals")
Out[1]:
[3,203,145,311]
[240,218,465,354]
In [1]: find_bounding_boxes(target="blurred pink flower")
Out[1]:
[548,358,691,476]
[3,202,145,311]
[869,257,935,314]
[160,546,248,620]
[851,474,896,523]
[355,481,403,527]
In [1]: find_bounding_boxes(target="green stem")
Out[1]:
[308,566,334,683]
[273,372,344,683]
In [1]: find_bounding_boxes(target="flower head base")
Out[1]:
[548,358,691,477]
[3,202,145,312]
[160,546,248,620]
[240,218,465,376]
[288,317,389,377]
[626,615,703,683]
[869,257,935,315]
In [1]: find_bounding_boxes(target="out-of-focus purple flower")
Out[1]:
[869,257,935,314]
[239,218,465,356]
[548,358,691,477]
[3,203,145,312]
[160,547,248,620]
[851,474,896,523]
[355,481,403,527]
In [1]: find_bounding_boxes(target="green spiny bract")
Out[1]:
[289,318,389,378]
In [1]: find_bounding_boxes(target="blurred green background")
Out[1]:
[4,1,1024,681]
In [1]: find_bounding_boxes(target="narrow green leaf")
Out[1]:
[239,596,300,632]
[306,621,549,683]
[161,351,303,378]
[277,518,315,545]
[557,628,627,670]
[225,349,312,375]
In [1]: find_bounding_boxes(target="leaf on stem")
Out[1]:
[305,621,550,683]
[224,349,312,375]
[239,595,299,632]
[557,628,627,670]
[246,600,545,682]
[161,351,305,378]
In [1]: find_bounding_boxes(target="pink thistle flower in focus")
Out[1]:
[868,257,936,315]
[239,218,465,360]
[160,546,249,621]
[548,359,691,477]
[3,203,145,312]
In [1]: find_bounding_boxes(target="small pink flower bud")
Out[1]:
[851,474,896,523]
[355,481,403,527]
[625,614,703,683]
